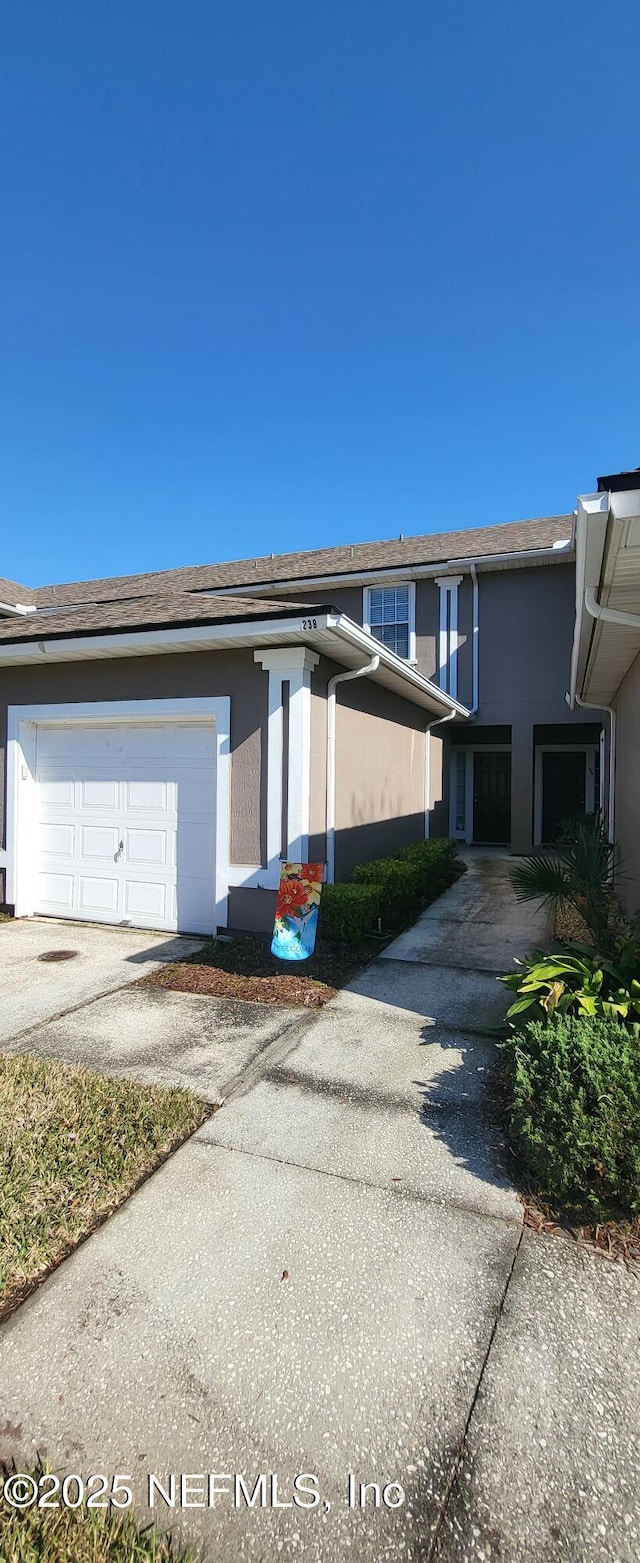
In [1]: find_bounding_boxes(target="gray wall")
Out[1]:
[273,563,600,854]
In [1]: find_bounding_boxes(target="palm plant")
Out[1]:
[510,813,617,952]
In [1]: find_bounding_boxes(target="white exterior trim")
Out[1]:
[204,545,573,599]
[0,611,468,718]
[435,576,463,699]
[254,648,319,869]
[0,615,332,666]
[5,697,231,929]
[533,744,598,847]
[363,581,416,664]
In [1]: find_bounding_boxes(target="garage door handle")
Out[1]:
[114,839,124,862]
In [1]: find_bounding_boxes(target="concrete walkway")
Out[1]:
[1,855,639,1561]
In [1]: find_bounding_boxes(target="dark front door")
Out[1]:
[473,751,511,844]
[541,750,586,844]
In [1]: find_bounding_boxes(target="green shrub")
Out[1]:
[351,857,423,929]
[394,838,460,899]
[500,940,640,1023]
[500,1013,640,1213]
[319,882,382,943]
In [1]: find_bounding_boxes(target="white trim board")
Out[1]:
[6,697,231,932]
[435,576,463,700]
[254,648,319,868]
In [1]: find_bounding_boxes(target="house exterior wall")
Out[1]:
[333,673,426,879]
[613,648,640,913]
[0,648,269,902]
[277,563,600,854]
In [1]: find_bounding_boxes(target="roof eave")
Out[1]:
[203,543,575,599]
[571,487,640,707]
[0,609,467,720]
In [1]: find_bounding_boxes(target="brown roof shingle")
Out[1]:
[0,593,324,643]
[0,576,35,605]
[30,514,573,608]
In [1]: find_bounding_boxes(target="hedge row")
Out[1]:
[320,838,461,943]
[501,1013,640,1215]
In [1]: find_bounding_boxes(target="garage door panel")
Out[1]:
[80,778,120,810]
[40,778,75,808]
[124,880,167,919]
[125,827,170,867]
[125,779,170,812]
[175,877,215,934]
[41,823,75,858]
[81,825,120,861]
[177,820,215,878]
[78,876,120,914]
[177,778,216,822]
[37,872,75,910]
[33,721,216,934]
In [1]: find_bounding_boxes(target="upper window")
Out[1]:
[364,583,415,661]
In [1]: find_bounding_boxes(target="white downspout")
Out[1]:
[575,695,616,849]
[424,706,458,838]
[584,587,640,631]
[326,655,379,884]
[580,584,637,847]
[566,687,616,850]
[469,562,479,716]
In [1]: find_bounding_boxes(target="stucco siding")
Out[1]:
[0,648,268,873]
[334,676,426,879]
[614,649,640,913]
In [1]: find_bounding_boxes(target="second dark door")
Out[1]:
[473,751,512,844]
[541,750,586,844]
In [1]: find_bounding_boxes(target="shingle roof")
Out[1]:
[0,576,35,604]
[0,592,323,642]
[30,514,573,608]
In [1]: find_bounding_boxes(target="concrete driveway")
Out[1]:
[1,861,639,1561]
[0,917,304,1102]
[0,917,205,1044]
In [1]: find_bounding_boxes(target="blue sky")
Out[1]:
[1,1,639,587]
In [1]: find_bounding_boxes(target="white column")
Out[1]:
[254,647,319,872]
[434,576,462,699]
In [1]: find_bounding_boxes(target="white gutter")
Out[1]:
[584,586,640,631]
[326,655,379,884]
[0,602,36,617]
[205,544,573,599]
[0,610,469,719]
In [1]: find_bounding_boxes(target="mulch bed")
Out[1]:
[143,930,382,1008]
[521,1190,640,1271]
[554,901,591,943]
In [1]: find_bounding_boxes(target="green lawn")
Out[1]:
[0,1052,207,1322]
[0,1469,193,1562]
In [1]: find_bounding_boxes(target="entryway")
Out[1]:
[472,751,512,844]
[449,737,513,846]
[534,743,598,845]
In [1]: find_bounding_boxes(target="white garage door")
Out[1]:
[33,722,216,934]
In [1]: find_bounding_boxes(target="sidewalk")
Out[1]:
[1,854,639,1561]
